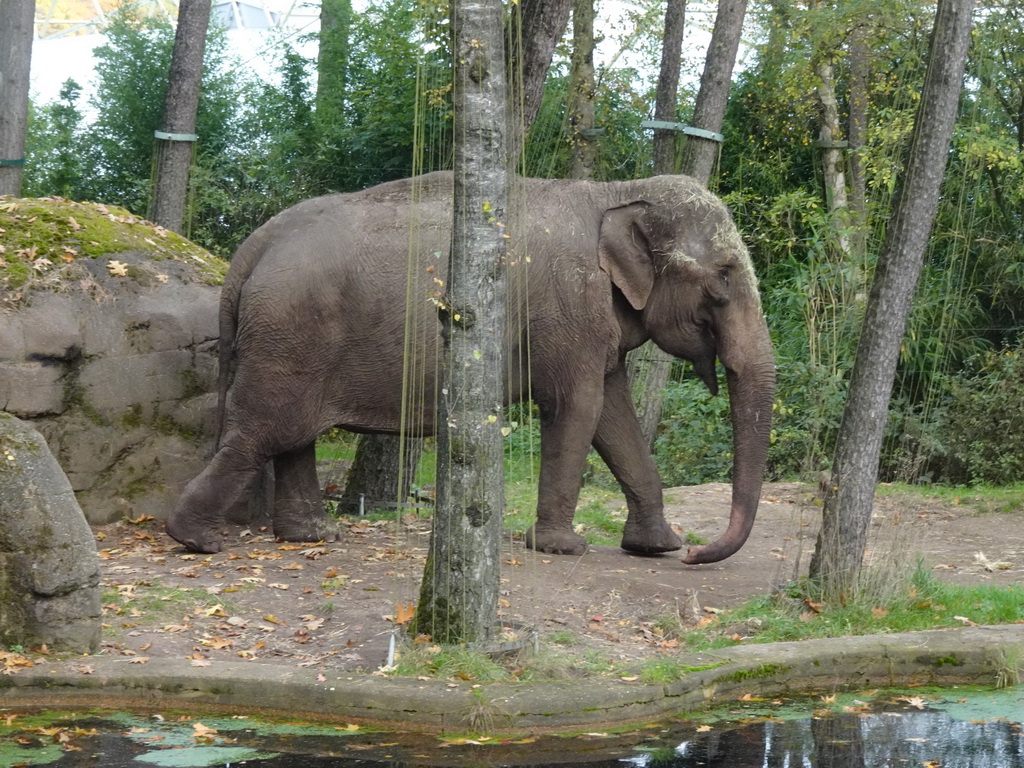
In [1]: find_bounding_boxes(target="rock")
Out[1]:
[0,413,101,653]
[1,199,226,525]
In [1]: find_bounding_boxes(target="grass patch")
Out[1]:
[680,563,1024,653]
[876,482,1024,516]
[101,582,232,625]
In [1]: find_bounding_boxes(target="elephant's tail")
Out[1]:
[213,232,269,450]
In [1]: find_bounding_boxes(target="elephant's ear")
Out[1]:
[598,202,654,311]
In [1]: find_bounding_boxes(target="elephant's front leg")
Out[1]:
[272,442,341,543]
[592,366,682,555]
[526,388,604,556]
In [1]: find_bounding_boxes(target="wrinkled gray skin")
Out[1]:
[167,172,775,564]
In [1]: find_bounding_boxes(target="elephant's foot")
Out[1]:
[525,525,589,555]
[166,513,224,554]
[620,517,683,555]
[273,514,342,544]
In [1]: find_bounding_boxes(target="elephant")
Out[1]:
[166,171,775,564]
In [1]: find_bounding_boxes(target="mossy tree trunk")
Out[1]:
[415,0,509,645]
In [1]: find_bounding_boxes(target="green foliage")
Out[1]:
[23,80,86,199]
[937,341,1024,486]
[654,377,733,486]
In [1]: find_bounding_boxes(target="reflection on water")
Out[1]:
[2,688,1021,768]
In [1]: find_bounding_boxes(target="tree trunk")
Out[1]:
[567,0,597,180]
[810,0,975,602]
[315,0,352,130]
[506,0,572,161]
[628,0,686,446]
[631,0,748,448]
[415,0,509,644]
[651,0,685,176]
[678,0,747,183]
[339,434,422,514]
[847,23,870,265]
[150,0,211,233]
[0,0,34,197]
[815,59,852,260]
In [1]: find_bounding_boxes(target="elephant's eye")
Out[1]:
[718,270,730,288]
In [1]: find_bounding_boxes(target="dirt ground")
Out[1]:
[92,483,1024,675]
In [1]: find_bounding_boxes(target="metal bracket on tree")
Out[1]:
[0,158,26,166]
[154,131,199,142]
[641,120,724,143]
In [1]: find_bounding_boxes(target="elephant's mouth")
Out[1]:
[691,354,719,395]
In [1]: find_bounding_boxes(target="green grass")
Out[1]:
[680,563,1024,653]
[876,482,1024,516]
[101,582,232,623]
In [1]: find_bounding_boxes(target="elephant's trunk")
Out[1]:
[683,328,775,565]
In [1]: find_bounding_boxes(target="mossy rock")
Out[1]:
[0,196,226,301]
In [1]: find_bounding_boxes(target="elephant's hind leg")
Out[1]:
[272,442,341,543]
[167,442,265,553]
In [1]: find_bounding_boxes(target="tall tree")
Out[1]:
[810,0,975,601]
[0,0,34,196]
[151,0,212,233]
[651,0,684,176]
[415,0,510,644]
[632,0,748,445]
[566,0,597,180]
[506,0,573,161]
[629,0,686,444]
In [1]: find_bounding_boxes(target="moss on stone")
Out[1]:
[0,196,227,297]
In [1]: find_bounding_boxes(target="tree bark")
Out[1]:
[847,23,870,262]
[339,434,422,514]
[415,0,509,644]
[815,59,852,259]
[678,0,747,184]
[0,0,34,197]
[150,0,211,233]
[315,0,352,131]
[506,0,572,162]
[628,0,686,446]
[652,0,685,176]
[567,0,597,180]
[631,0,748,448]
[810,0,975,601]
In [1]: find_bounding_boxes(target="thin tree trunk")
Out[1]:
[810,0,975,601]
[652,0,685,176]
[340,434,422,514]
[316,0,352,128]
[847,23,870,264]
[567,0,597,180]
[415,0,509,644]
[0,0,34,197]
[632,0,748,447]
[629,0,686,446]
[150,0,211,233]
[815,59,852,260]
[678,0,747,183]
[506,0,572,162]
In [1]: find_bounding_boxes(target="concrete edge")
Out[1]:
[2,625,1022,733]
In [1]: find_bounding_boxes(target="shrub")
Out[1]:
[939,341,1024,485]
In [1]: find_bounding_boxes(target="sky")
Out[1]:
[28,0,723,110]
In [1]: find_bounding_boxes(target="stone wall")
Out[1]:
[1,251,222,525]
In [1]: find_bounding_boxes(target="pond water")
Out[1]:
[2,686,1021,767]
